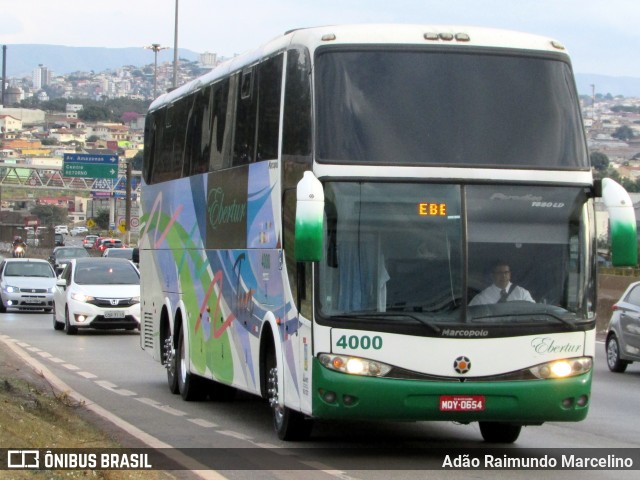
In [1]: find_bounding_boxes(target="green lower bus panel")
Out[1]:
[311,359,590,423]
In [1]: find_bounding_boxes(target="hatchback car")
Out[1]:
[97,238,124,251]
[0,258,57,313]
[102,247,134,260]
[606,280,640,372]
[83,234,99,249]
[49,246,91,275]
[53,257,140,334]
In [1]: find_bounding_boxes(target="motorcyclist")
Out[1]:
[12,236,26,257]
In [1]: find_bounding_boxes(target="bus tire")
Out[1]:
[606,334,629,373]
[479,422,521,443]
[164,330,179,394]
[266,348,313,441]
[177,327,207,401]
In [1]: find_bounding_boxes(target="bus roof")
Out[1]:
[149,24,569,111]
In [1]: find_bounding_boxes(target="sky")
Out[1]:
[1,0,639,78]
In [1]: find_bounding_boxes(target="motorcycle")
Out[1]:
[12,245,26,258]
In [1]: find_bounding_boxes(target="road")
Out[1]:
[1,303,639,479]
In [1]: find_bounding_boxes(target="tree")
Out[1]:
[590,151,610,171]
[612,125,635,142]
[93,209,111,231]
[30,205,68,227]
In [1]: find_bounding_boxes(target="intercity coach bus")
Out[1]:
[139,24,637,443]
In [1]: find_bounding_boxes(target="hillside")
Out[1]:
[2,44,200,77]
[3,44,640,97]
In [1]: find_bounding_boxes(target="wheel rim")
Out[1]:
[607,338,619,368]
[267,366,284,428]
[179,335,187,384]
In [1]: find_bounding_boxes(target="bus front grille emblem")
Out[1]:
[453,356,471,374]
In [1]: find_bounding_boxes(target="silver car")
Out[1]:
[0,258,57,313]
[605,280,640,372]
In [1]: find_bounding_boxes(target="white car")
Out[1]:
[55,225,70,235]
[70,226,88,236]
[0,258,57,313]
[52,257,140,334]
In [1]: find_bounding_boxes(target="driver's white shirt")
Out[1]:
[469,282,534,306]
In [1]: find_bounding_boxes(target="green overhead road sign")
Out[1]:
[63,163,118,178]
[63,153,119,179]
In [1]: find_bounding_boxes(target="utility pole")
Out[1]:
[144,43,168,98]
[125,159,132,245]
[173,0,179,88]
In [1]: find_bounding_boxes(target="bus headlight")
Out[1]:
[319,353,392,377]
[530,357,592,379]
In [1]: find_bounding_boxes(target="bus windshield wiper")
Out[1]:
[329,312,441,333]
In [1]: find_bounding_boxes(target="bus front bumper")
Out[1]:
[311,359,591,424]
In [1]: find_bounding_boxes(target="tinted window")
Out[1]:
[315,48,587,169]
[256,54,283,161]
[74,262,140,285]
[233,69,257,166]
[626,285,640,306]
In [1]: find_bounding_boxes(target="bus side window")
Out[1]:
[256,54,283,161]
[209,78,231,172]
[233,67,257,166]
[186,87,211,176]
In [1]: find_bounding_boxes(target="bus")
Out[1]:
[139,24,637,443]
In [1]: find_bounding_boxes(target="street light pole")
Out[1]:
[144,43,168,98]
[173,0,179,88]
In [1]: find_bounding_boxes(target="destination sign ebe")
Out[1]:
[63,153,119,179]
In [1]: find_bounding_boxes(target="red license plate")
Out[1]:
[439,395,485,412]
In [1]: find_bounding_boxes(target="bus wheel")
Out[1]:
[479,422,521,443]
[177,327,207,401]
[266,352,313,441]
[163,334,179,394]
[606,334,629,373]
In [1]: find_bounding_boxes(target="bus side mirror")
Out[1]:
[295,171,324,262]
[602,178,638,267]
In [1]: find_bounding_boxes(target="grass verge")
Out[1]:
[0,373,160,479]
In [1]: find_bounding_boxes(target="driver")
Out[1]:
[469,260,534,306]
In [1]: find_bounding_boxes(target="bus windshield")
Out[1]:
[317,182,595,329]
[315,48,587,169]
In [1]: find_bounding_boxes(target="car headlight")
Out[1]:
[71,292,94,303]
[319,353,392,377]
[530,357,592,379]
[4,285,18,293]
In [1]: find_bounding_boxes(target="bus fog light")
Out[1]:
[343,395,357,406]
[576,395,589,407]
[562,397,574,408]
[323,391,337,403]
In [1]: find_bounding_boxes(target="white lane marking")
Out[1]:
[217,430,253,441]
[94,379,136,396]
[188,418,218,428]
[134,397,187,416]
